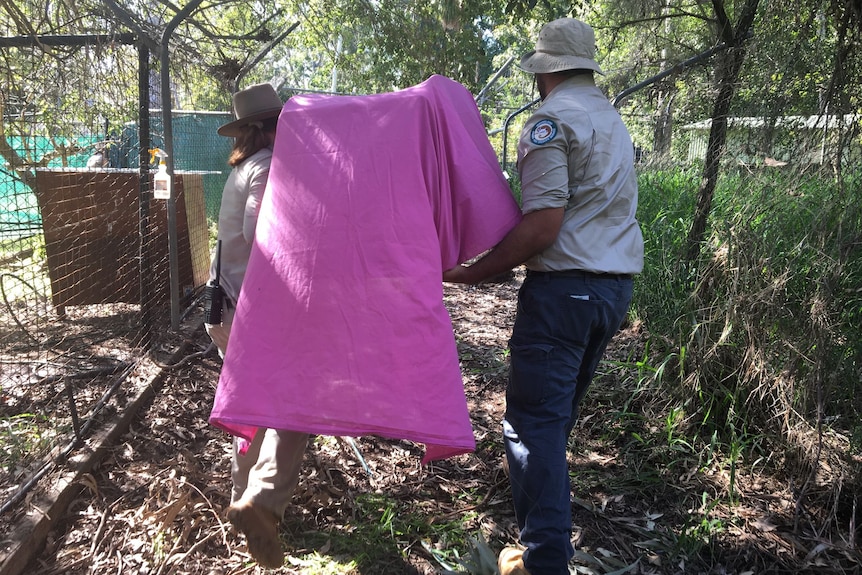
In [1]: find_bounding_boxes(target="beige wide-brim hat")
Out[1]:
[218,83,284,137]
[519,18,603,75]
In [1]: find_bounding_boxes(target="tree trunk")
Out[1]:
[653,0,674,158]
[685,0,761,262]
[653,88,674,157]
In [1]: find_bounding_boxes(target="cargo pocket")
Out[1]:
[508,343,554,405]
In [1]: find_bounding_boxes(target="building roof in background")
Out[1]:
[682,114,861,131]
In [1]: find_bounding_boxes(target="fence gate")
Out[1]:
[0,32,220,522]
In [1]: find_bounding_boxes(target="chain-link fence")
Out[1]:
[0,34,232,518]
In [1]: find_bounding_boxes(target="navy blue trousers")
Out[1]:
[504,271,633,575]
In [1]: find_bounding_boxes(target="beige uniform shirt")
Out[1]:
[210,147,273,305]
[517,75,644,274]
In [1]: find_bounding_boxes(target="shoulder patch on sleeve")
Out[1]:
[529,119,558,145]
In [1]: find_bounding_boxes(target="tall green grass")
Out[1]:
[635,164,862,498]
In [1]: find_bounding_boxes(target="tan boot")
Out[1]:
[226,500,283,568]
[498,546,532,575]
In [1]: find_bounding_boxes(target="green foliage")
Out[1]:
[0,413,55,473]
[276,491,487,574]
[576,345,760,565]
[0,235,51,305]
[634,164,862,479]
[262,0,513,95]
[732,4,832,118]
[704,169,862,421]
[504,0,583,22]
[633,168,699,332]
[424,531,498,575]
[674,492,725,559]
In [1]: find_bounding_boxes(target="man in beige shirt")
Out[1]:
[444,18,643,575]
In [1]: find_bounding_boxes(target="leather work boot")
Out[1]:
[226,500,283,568]
[498,546,532,575]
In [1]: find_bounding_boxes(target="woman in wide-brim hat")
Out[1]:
[206,82,308,570]
[208,82,284,341]
[217,82,284,137]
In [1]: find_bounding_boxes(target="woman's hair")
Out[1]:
[227,117,279,167]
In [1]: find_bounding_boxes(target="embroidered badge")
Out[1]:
[530,119,558,145]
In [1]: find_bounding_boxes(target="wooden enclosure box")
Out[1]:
[34,169,210,309]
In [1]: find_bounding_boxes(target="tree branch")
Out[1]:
[101,0,160,51]
[711,0,735,44]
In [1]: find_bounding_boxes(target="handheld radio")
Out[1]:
[204,240,224,324]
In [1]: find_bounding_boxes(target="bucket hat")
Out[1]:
[519,18,603,75]
[218,83,284,137]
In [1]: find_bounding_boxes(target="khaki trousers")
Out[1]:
[207,310,309,518]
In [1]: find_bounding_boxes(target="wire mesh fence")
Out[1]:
[0,36,232,518]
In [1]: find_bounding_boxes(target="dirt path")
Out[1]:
[10,272,861,574]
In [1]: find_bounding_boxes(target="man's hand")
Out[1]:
[442,264,470,284]
[442,207,564,285]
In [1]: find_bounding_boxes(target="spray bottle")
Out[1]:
[149,148,171,199]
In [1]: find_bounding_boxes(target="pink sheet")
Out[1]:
[209,75,522,462]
